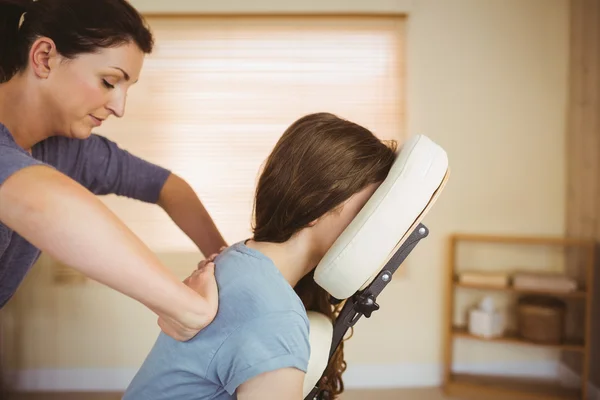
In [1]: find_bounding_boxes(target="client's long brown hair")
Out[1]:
[252,112,396,398]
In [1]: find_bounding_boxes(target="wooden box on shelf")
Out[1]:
[517,295,566,345]
[442,233,595,400]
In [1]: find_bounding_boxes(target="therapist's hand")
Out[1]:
[157,248,225,341]
[157,260,219,341]
[196,247,225,270]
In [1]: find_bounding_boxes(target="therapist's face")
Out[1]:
[311,182,381,259]
[31,38,144,139]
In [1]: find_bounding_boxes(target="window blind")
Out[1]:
[93,15,406,254]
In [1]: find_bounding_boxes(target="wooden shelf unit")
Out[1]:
[442,233,596,400]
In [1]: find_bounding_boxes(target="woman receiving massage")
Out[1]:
[124,112,397,400]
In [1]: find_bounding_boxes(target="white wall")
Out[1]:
[2,0,569,390]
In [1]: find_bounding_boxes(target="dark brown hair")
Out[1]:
[252,112,397,397]
[0,0,154,83]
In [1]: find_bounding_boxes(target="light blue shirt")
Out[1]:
[123,242,311,400]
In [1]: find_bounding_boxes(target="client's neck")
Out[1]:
[246,232,319,287]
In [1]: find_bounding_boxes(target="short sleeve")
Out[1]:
[212,311,310,395]
[0,144,45,187]
[32,134,171,204]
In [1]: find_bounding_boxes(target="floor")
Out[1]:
[344,388,453,399]
[5,388,454,400]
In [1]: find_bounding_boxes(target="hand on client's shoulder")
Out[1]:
[157,247,226,341]
[197,246,226,270]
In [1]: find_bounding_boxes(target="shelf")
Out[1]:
[445,373,580,400]
[454,282,588,298]
[453,326,585,352]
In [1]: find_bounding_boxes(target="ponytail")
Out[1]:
[0,0,31,83]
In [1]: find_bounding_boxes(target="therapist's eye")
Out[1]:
[102,79,115,89]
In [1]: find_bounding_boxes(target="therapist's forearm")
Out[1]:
[0,165,215,333]
[158,173,227,256]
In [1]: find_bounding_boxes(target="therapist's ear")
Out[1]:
[30,37,58,79]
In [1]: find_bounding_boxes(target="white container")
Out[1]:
[468,297,506,339]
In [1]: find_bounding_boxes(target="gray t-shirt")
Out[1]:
[0,122,171,308]
[123,242,311,400]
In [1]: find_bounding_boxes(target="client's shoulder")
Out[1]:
[212,242,307,322]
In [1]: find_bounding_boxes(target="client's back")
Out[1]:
[123,242,310,400]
